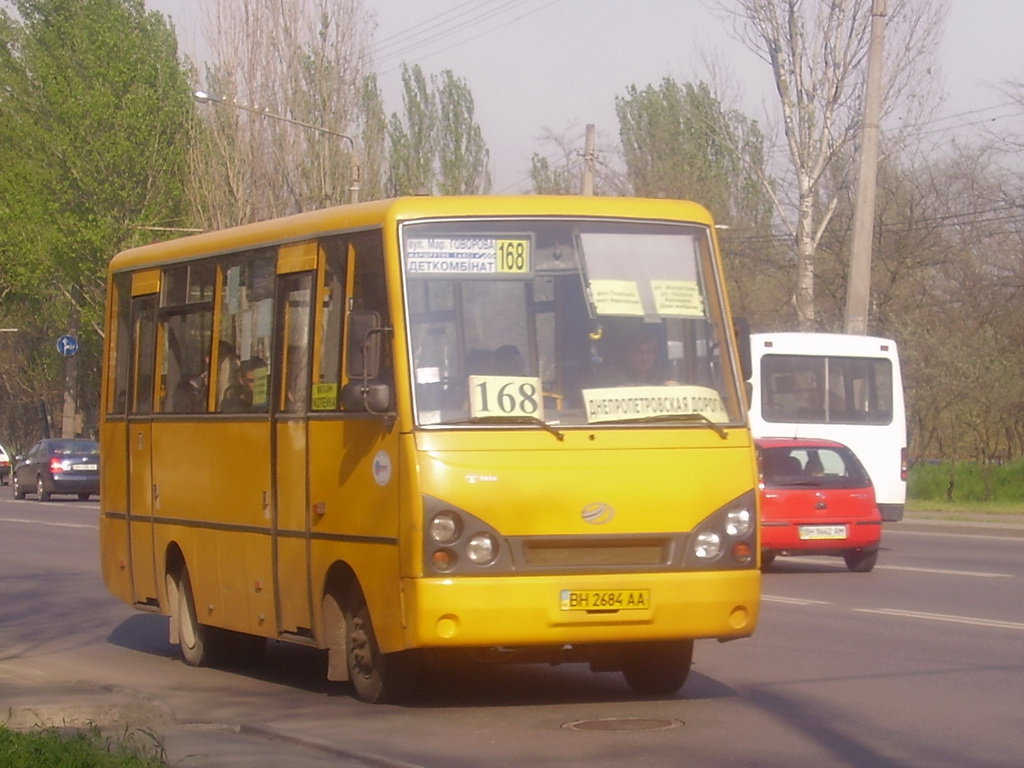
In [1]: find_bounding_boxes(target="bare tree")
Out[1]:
[527,124,627,196]
[191,0,373,227]
[711,0,947,329]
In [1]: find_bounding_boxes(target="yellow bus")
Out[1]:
[99,195,760,703]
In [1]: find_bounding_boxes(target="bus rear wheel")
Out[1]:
[343,586,418,704]
[620,640,694,696]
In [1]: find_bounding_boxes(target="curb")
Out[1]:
[889,516,1024,538]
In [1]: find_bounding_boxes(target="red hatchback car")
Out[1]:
[756,437,882,572]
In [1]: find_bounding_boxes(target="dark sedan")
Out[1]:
[12,438,99,501]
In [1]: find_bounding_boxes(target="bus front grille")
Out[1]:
[521,538,670,568]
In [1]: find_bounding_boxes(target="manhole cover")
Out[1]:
[562,717,683,732]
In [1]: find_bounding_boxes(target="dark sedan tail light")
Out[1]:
[49,457,65,474]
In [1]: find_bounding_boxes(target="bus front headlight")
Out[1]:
[466,533,498,566]
[429,511,462,544]
[725,508,753,538]
[693,531,723,560]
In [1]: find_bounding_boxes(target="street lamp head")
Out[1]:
[193,90,211,104]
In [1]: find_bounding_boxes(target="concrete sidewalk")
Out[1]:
[1,676,413,768]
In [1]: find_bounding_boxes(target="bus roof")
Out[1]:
[110,195,717,274]
[750,331,898,356]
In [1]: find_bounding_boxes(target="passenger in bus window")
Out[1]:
[599,321,676,386]
[219,384,250,413]
[493,344,525,375]
[216,342,241,403]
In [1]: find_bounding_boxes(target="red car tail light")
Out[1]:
[50,457,65,474]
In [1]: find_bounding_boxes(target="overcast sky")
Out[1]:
[151,0,1023,192]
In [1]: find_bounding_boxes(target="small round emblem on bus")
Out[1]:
[581,502,615,525]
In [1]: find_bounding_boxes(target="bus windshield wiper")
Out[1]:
[445,415,565,441]
[603,412,728,439]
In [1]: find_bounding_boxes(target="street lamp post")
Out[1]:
[193,90,360,204]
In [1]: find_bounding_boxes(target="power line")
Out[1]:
[372,0,515,61]
[724,205,1024,246]
[370,0,567,75]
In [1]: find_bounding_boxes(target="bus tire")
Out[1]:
[621,639,694,696]
[344,585,417,704]
[176,565,223,667]
[844,549,878,573]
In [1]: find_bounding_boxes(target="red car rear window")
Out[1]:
[759,445,871,490]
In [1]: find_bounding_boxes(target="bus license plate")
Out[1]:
[798,525,848,540]
[560,589,650,611]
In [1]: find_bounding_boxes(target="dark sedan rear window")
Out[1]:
[759,445,871,489]
[48,440,98,455]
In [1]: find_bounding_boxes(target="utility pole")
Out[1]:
[581,124,596,196]
[844,0,887,335]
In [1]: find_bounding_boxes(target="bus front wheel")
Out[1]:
[621,639,694,696]
[343,586,418,704]
[174,565,227,667]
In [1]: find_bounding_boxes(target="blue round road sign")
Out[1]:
[56,334,79,357]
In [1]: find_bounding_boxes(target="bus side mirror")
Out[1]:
[347,310,381,379]
[342,310,392,415]
[733,316,752,382]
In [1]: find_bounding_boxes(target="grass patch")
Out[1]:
[0,724,168,768]
[908,460,1024,506]
[905,498,1024,516]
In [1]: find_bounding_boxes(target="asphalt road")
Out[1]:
[1,497,1022,768]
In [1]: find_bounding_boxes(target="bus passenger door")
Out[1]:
[127,292,159,605]
[272,265,315,636]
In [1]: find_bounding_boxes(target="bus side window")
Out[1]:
[312,236,348,412]
[131,296,157,415]
[279,274,313,414]
[345,231,393,410]
[217,253,275,414]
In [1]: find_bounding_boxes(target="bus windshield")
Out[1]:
[402,217,743,428]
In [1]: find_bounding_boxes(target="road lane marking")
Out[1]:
[774,556,1013,578]
[0,517,97,530]
[876,564,1013,578]
[762,595,832,606]
[855,608,1024,631]
[884,528,1023,543]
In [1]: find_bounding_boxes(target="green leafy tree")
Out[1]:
[0,0,192,441]
[387,64,490,196]
[615,77,779,324]
[358,74,390,203]
[616,78,768,219]
[435,70,490,195]
[388,64,437,196]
